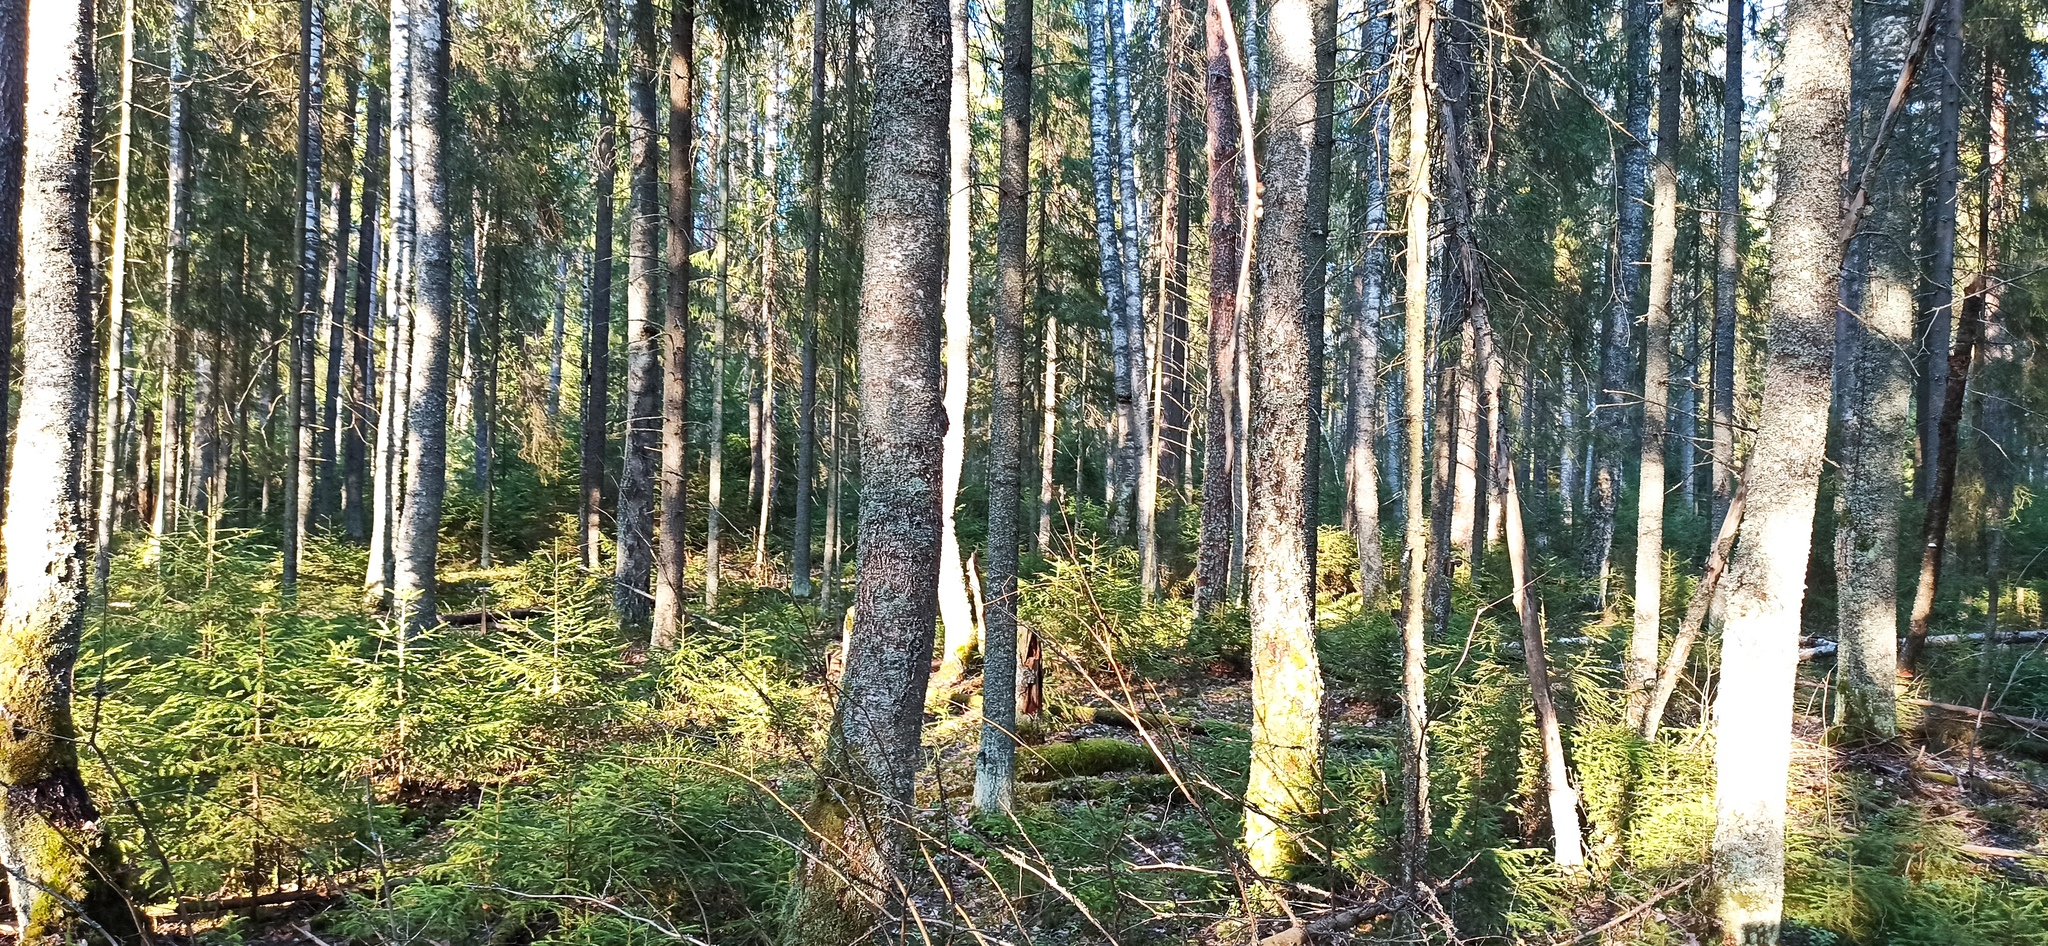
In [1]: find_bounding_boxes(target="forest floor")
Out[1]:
[54,521,2048,946]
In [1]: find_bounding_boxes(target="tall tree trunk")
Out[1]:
[1344,0,1391,602]
[393,0,454,632]
[754,240,779,576]
[615,0,661,628]
[975,0,1031,814]
[1107,0,1158,594]
[1710,0,1847,935]
[4,0,136,929]
[1398,0,1434,885]
[1193,0,1247,615]
[780,0,949,931]
[1902,286,1981,672]
[1913,0,1961,500]
[653,0,695,647]
[1036,311,1058,553]
[369,0,416,597]
[1155,0,1192,496]
[288,0,327,593]
[321,79,359,528]
[549,255,567,418]
[1242,0,1330,884]
[1834,259,1911,740]
[1711,0,1742,534]
[1085,0,1135,538]
[1587,0,1652,600]
[93,0,138,598]
[934,0,977,687]
[704,58,733,608]
[1971,65,2012,672]
[1625,0,1685,731]
[582,9,619,572]
[346,85,384,541]
[790,0,828,600]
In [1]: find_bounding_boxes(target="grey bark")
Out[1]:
[1107,0,1158,592]
[288,0,328,593]
[0,0,21,505]
[791,0,828,599]
[653,0,695,647]
[1913,0,1961,499]
[1711,0,1742,535]
[92,0,137,599]
[615,0,661,628]
[1398,0,1433,885]
[582,8,619,572]
[704,61,733,608]
[321,80,359,529]
[1193,0,1245,615]
[347,84,384,541]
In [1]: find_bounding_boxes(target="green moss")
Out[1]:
[1017,738,1162,782]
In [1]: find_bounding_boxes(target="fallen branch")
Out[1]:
[1904,698,2048,738]
[1802,630,2048,661]
[174,887,339,915]
[1258,878,1474,946]
[1959,843,2036,860]
[438,608,543,628]
[1553,871,1707,946]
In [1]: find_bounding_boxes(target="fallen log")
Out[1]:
[175,887,340,915]
[1259,877,1474,946]
[1801,629,2048,661]
[1903,698,2048,737]
[438,608,543,628]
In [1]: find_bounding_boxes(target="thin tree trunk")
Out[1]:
[934,0,977,687]
[614,0,661,628]
[1972,64,2012,679]
[0,0,22,509]
[1902,285,1982,673]
[1913,0,1961,500]
[755,243,779,576]
[1086,0,1134,538]
[704,59,733,608]
[369,0,416,597]
[1107,0,1158,594]
[393,0,455,633]
[1398,0,1434,885]
[92,0,138,599]
[4,0,137,928]
[346,85,385,541]
[1711,0,1742,534]
[780,0,949,931]
[548,255,567,418]
[790,0,828,600]
[321,79,359,529]
[1036,313,1059,553]
[653,0,695,648]
[287,0,327,594]
[1194,0,1248,615]
[975,0,1031,813]
[1711,0,1847,934]
[1625,0,1685,731]
[582,8,619,572]
[1344,0,1391,601]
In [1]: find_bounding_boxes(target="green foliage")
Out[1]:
[1021,549,1199,680]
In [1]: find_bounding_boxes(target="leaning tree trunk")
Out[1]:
[581,9,619,572]
[4,0,137,931]
[1902,286,1981,672]
[1625,0,1685,731]
[614,0,661,629]
[933,0,977,688]
[1586,0,1651,601]
[1710,0,1847,937]
[975,0,1031,814]
[652,0,694,648]
[1397,0,1434,886]
[1193,0,1247,615]
[790,0,829,600]
[393,0,455,633]
[287,0,328,594]
[1242,0,1330,884]
[1710,0,1741,534]
[780,0,949,933]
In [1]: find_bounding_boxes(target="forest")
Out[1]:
[2,0,2047,938]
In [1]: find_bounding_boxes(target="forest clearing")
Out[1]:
[3,0,2048,939]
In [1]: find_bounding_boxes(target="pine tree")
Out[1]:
[615,0,663,629]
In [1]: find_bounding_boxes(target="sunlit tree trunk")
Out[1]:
[1036,313,1058,553]
[704,60,734,608]
[1913,0,1961,500]
[1587,0,1651,600]
[320,81,359,528]
[976,0,1031,814]
[3,0,137,928]
[933,0,977,688]
[0,0,21,508]
[348,84,386,541]
[1107,0,1158,594]
[1625,0,1685,731]
[393,0,455,632]
[288,0,328,594]
[1397,0,1434,884]
[1711,0,1742,534]
[92,0,138,599]
[781,0,949,930]
[653,0,695,648]
[581,9,619,572]
[1834,260,1910,740]
[1711,0,1847,934]
[754,243,780,576]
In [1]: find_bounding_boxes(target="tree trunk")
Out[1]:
[1902,286,1981,673]
[1107,0,1158,594]
[615,0,661,629]
[582,9,619,572]
[704,60,733,608]
[1711,0,1742,535]
[1036,312,1059,553]
[0,0,22,509]
[1242,0,1330,882]
[1972,65,2012,677]
[1834,262,1911,740]
[1084,0,1133,539]
[780,0,949,931]
[754,243,779,576]
[1587,0,1652,600]
[548,255,567,419]
[1344,0,1391,602]
[4,0,136,928]
[346,85,385,542]
[287,0,328,594]
[93,0,138,599]
[369,0,417,597]
[975,0,1031,814]
[653,0,695,648]
[934,0,977,688]
[393,0,455,633]
[321,79,359,529]
[1398,0,1434,885]
[1625,0,1685,731]
[1913,0,1961,500]
[790,0,828,600]
[1710,0,1847,935]
[1194,0,1247,616]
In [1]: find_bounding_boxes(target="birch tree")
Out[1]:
[93,0,139,598]
[287,0,328,594]
[934,0,978,689]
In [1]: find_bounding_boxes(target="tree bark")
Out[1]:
[346,85,385,542]
[288,0,328,594]
[1625,0,1686,731]
[582,9,620,572]
[653,0,695,648]
[1193,0,1247,616]
[1710,0,1847,935]
[93,0,138,599]
[704,59,734,608]
[1242,0,1330,882]
[615,0,662,629]
[1398,0,1434,886]
[1913,0,1962,500]
[0,0,21,508]
[781,0,949,931]
[975,0,1031,814]
[1902,285,1981,673]
[393,0,455,633]
[1343,0,1392,602]
[1711,0,1742,535]
[1107,0,1158,594]
[1085,0,1136,540]
[4,0,137,928]
[321,79,359,530]
[934,0,977,687]
[790,0,829,600]
[369,0,417,597]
